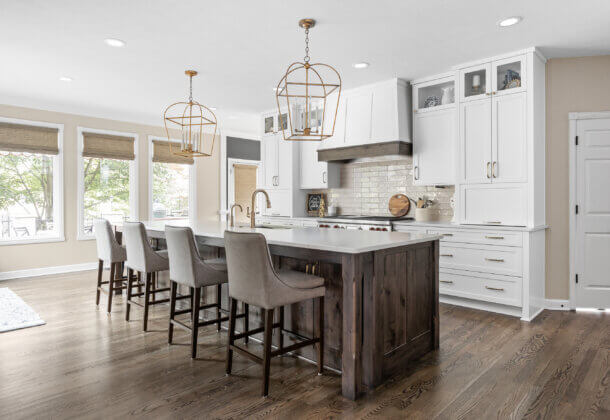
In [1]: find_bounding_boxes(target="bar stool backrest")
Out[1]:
[165,225,202,288]
[123,221,157,273]
[94,219,124,263]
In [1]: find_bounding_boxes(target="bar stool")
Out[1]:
[123,221,170,331]
[94,219,131,313]
[223,230,325,397]
[165,226,244,358]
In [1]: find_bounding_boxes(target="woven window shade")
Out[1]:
[0,122,59,155]
[82,132,135,160]
[152,140,194,165]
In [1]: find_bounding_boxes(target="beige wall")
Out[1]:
[0,104,221,273]
[545,55,610,299]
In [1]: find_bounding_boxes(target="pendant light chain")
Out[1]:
[188,73,193,103]
[303,27,310,63]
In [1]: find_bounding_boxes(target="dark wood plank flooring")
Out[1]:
[0,271,608,419]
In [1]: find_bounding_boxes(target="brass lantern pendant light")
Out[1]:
[163,70,217,157]
[276,18,341,141]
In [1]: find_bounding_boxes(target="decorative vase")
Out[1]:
[441,86,454,105]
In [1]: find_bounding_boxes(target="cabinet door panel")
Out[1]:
[460,99,492,184]
[492,92,527,183]
[300,141,327,189]
[263,135,278,188]
[460,184,527,226]
[319,92,346,150]
[345,92,373,145]
[371,83,396,142]
[413,108,455,185]
[276,135,292,189]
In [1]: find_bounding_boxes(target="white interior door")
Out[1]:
[575,118,610,308]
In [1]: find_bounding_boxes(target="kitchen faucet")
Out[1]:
[248,189,271,228]
[229,204,243,227]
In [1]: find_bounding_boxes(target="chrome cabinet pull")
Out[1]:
[485,235,505,240]
[440,280,454,284]
[486,162,491,179]
[485,286,504,291]
[492,161,497,178]
[485,257,505,262]
[322,171,327,184]
[440,254,454,257]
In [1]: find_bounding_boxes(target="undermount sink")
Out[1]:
[255,224,293,230]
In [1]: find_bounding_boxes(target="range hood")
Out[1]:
[317,78,412,162]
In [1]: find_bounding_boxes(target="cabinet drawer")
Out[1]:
[439,270,522,307]
[439,243,522,276]
[427,228,522,247]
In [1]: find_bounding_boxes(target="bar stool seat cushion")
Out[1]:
[277,269,324,289]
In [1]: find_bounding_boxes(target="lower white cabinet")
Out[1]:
[299,141,340,189]
[393,223,545,321]
[459,184,527,226]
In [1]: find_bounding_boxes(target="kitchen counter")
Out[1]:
[120,219,440,400]
[392,220,548,232]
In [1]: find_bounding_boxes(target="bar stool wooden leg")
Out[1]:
[125,268,134,321]
[262,308,274,397]
[107,262,116,313]
[143,272,152,331]
[244,303,250,344]
[216,284,222,332]
[96,259,103,305]
[168,281,177,344]
[137,271,142,294]
[226,298,237,374]
[278,306,284,352]
[317,296,324,374]
[191,287,201,358]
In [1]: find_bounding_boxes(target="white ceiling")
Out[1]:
[1,0,609,126]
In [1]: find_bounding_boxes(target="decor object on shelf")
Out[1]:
[326,204,337,217]
[307,193,325,216]
[275,18,341,141]
[0,288,46,332]
[318,195,326,218]
[441,86,454,105]
[471,74,481,94]
[415,195,439,221]
[501,69,521,90]
[388,193,411,217]
[424,95,441,108]
[163,70,217,158]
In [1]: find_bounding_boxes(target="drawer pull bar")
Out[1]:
[440,280,454,284]
[485,235,505,240]
[440,254,454,257]
[485,258,505,262]
[485,221,502,224]
[485,286,505,291]
[441,233,454,237]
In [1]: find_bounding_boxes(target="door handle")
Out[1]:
[322,171,327,184]
[414,166,419,180]
[492,161,497,178]
[486,162,491,179]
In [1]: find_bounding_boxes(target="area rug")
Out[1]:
[0,287,45,332]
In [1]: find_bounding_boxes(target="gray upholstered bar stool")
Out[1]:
[165,226,241,358]
[123,221,170,331]
[223,230,325,397]
[94,219,131,313]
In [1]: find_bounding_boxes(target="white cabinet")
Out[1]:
[460,99,492,183]
[459,63,491,102]
[263,133,292,189]
[460,184,527,226]
[344,92,373,146]
[412,74,456,185]
[262,190,291,217]
[319,91,346,150]
[299,141,340,189]
[492,92,527,183]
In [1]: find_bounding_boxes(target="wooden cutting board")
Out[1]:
[388,193,411,217]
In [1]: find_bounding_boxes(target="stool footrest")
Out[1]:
[127,299,144,308]
[271,337,319,357]
[230,344,263,364]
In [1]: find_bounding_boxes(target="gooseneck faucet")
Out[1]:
[249,189,271,228]
[229,204,243,227]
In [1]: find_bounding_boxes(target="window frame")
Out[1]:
[77,127,139,241]
[148,135,197,223]
[0,116,64,246]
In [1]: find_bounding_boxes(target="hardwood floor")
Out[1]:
[0,270,608,419]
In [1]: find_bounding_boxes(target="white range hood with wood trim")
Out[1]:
[317,78,412,162]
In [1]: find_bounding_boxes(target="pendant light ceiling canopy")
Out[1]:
[276,18,342,141]
[163,70,217,158]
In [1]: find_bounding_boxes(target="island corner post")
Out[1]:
[135,225,440,401]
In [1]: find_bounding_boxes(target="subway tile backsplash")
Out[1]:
[316,157,455,219]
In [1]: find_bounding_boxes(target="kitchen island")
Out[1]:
[124,220,440,400]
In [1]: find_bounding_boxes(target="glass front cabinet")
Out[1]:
[459,54,526,102]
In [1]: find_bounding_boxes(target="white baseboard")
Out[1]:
[0,262,98,281]
[545,299,570,310]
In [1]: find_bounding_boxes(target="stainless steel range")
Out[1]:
[317,215,413,231]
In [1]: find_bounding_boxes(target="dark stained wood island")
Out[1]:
[136,220,440,400]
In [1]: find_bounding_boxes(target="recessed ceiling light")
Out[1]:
[498,16,522,27]
[352,62,369,69]
[104,38,126,47]
[59,76,73,82]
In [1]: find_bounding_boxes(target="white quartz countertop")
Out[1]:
[129,220,441,254]
[392,220,548,232]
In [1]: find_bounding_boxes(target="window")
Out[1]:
[149,138,195,220]
[77,128,138,239]
[0,119,63,244]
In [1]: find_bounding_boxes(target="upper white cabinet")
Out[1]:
[412,74,456,185]
[319,91,346,150]
[318,78,411,150]
[455,48,546,227]
[299,141,340,189]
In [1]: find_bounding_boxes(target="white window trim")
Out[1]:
[77,127,139,241]
[148,135,197,224]
[0,116,64,246]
